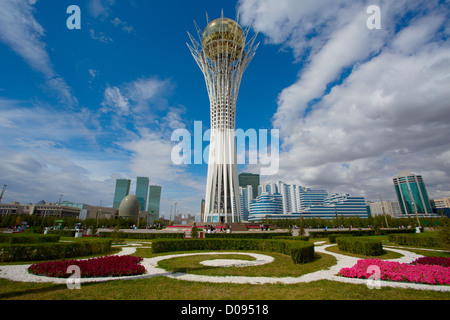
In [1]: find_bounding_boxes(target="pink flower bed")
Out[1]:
[28,255,145,278]
[338,259,450,285]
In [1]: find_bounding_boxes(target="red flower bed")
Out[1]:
[411,256,450,267]
[28,255,145,278]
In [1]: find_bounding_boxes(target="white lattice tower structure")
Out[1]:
[187,12,258,223]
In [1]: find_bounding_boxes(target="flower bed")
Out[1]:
[338,259,450,285]
[411,256,450,267]
[28,255,145,278]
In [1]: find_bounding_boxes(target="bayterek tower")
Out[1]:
[188,13,258,223]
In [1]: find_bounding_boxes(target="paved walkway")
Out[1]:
[0,242,449,292]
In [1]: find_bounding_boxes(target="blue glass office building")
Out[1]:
[299,188,328,211]
[113,179,131,209]
[393,170,432,214]
[148,185,162,218]
[136,177,149,211]
[248,192,284,221]
[301,194,368,218]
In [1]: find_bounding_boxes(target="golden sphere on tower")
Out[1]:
[202,18,245,61]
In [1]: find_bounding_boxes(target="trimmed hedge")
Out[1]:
[327,234,345,244]
[151,238,315,264]
[98,231,184,239]
[273,236,310,241]
[388,233,440,248]
[378,228,416,235]
[309,230,376,238]
[0,233,60,244]
[336,237,383,256]
[205,232,291,239]
[48,230,77,237]
[0,238,112,262]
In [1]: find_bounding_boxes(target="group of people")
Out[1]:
[205,225,233,233]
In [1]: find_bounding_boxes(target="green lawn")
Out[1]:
[0,237,449,300]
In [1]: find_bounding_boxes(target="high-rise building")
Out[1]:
[368,200,401,218]
[248,192,283,222]
[113,179,131,209]
[239,185,253,222]
[239,173,260,200]
[188,14,258,223]
[147,185,162,218]
[393,170,432,215]
[135,177,149,211]
[299,188,328,212]
[301,194,368,219]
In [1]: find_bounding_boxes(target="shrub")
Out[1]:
[388,234,440,248]
[98,231,184,240]
[204,232,291,239]
[327,234,344,244]
[273,236,310,241]
[28,255,145,278]
[151,238,315,264]
[0,238,112,262]
[336,237,383,256]
[48,230,76,237]
[308,230,375,238]
[0,233,60,244]
[190,223,199,239]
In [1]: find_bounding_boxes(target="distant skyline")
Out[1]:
[1,0,449,221]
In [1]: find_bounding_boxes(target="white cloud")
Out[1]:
[88,0,115,18]
[239,0,450,200]
[0,0,77,106]
[111,17,135,33]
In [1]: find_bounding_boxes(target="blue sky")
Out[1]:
[1,0,449,219]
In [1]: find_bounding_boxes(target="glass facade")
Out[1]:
[135,177,149,211]
[393,171,432,214]
[113,179,131,209]
[299,188,328,211]
[147,185,162,218]
[248,192,283,221]
[238,173,260,200]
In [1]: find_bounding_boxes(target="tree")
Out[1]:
[190,223,199,238]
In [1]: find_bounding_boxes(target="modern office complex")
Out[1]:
[239,173,260,200]
[147,185,162,218]
[248,192,284,221]
[299,188,328,211]
[393,170,433,215]
[135,177,149,211]
[248,180,368,221]
[113,179,131,209]
[300,194,368,219]
[368,200,401,218]
[239,185,254,221]
[188,14,258,223]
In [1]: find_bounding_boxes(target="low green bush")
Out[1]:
[0,238,112,262]
[328,234,344,244]
[204,232,291,239]
[378,228,416,235]
[388,233,440,248]
[47,230,76,237]
[98,231,184,239]
[151,238,315,264]
[0,233,60,244]
[273,236,310,241]
[336,237,383,256]
[308,230,375,238]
